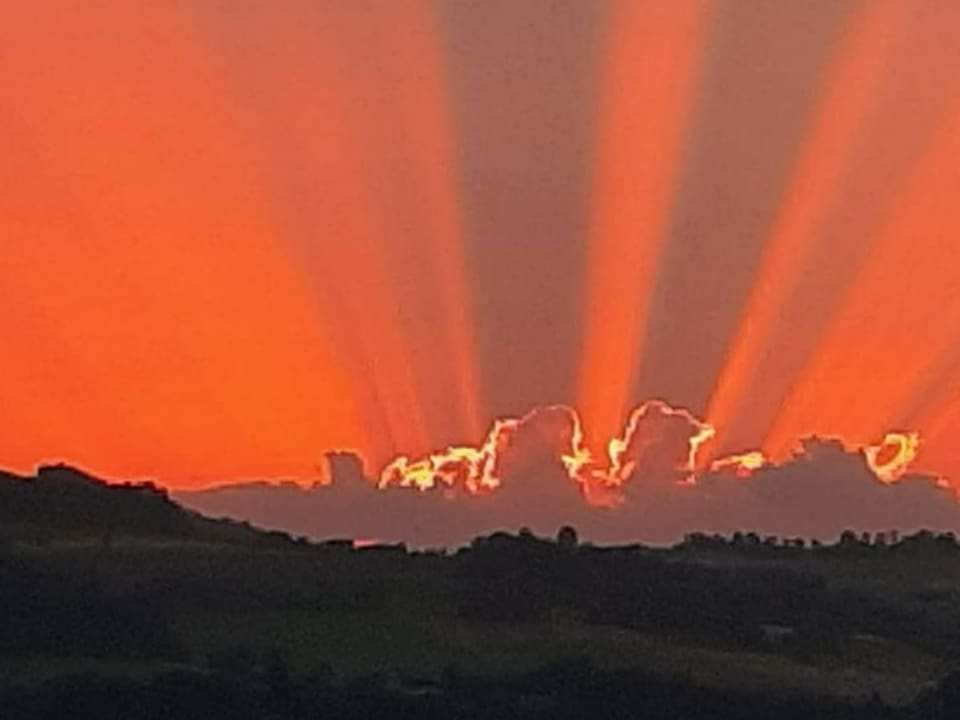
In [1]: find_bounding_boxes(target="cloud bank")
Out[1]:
[176,401,959,547]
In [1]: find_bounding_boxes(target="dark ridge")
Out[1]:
[0,464,303,548]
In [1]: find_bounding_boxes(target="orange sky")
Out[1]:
[577,0,709,449]
[3,1,960,491]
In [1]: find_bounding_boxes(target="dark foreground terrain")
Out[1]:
[2,465,960,718]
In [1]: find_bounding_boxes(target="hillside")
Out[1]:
[3,464,960,717]
[0,464,299,548]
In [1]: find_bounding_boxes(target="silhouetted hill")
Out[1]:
[5,465,960,712]
[0,464,302,548]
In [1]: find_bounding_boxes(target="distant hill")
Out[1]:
[4,465,960,713]
[0,464,304,548]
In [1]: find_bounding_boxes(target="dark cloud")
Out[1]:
[176,415,960,548]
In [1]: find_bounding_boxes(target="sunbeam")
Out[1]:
[577,0,710,448]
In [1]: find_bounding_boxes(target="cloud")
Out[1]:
[176,402,960,548]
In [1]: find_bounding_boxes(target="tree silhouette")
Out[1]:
[557,525,579,550]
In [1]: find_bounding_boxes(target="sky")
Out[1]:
[3,0,960,500]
